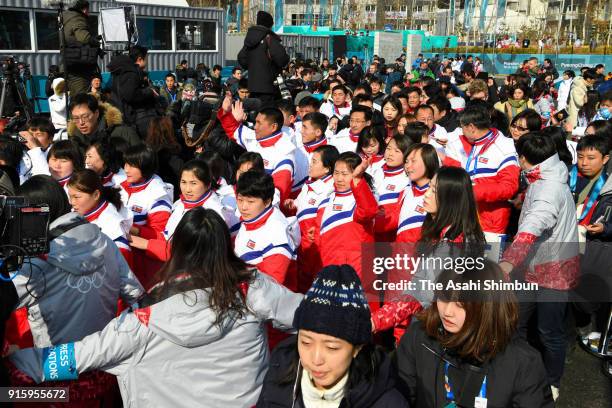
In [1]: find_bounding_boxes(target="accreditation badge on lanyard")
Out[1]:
[464,131,496,176]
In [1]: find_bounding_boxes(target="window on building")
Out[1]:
[176,20,216,51]
[36,12,59,50]
[0,10,31,50]
[137,18,172,50]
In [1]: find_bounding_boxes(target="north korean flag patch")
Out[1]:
[478,157,488,164]
[415,205,425,214]
[247,239,256,249]
[308,198,316,206]
[131,205,143,213]
[386,184,396,191]
[263,159,270,167]
[333,204,343,211]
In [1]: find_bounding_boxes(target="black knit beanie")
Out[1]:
[293,264,372,345]
[256,11,274,29]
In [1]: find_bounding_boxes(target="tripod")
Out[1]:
[0,67,34,121]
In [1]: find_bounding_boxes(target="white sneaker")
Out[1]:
[551,385,560,401]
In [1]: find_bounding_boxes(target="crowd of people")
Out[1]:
[1,7,612,408]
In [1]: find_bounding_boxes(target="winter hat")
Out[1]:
[52,77,65,96]
[256,11,274,29]
[293,264,372,345]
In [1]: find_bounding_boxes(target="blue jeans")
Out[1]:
[517,287,568,388]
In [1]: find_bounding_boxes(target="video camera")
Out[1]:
[0,56,30,79]
[275,75,293,101]
[0,196,50,274]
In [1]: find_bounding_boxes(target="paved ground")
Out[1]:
[558,345,612,407]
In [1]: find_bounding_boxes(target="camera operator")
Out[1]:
[62,0,100,96]
[108,45,160,139]
[237,11,289,107]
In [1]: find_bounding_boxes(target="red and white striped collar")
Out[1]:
[303,136,328,153]
[84,200,109,222]
[383,164,405,177]
[57,174,72,187]
[242,205,274,231]
[101,171,114,186]
[307,174,333,192]
[333,188,353,197]
[411,181,429,196]
[464,129,497,146]
[333,102,350,114]
[349,132,360,143]
[121,177,154,195]
[181,189,213,209]
[257,130,283,148]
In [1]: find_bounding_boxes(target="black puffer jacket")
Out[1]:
[107,55,158,126]
[396,322,554,408]
[256,336,409,408]
[237,26,289,94]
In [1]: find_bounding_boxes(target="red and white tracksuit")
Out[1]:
[315,179,378,279]
[294,174,334,292]
[396,183,429,243]
[57,174,72,198]
[442,129,520,234]
[329,127,359,153]
[292,137,328,198]
[373,164,411,242]
[145,190,240,262]
[120,175,172,239]
[120,175,172,288]
[101,168,127,188]
[218,110,296,206]
[84,200,132,268]
[234,205,298,291]
[320,101,351,120]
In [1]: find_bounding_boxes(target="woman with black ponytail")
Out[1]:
[68,169,132,266]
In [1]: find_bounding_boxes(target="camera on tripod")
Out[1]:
[0,196,50,276]
[0,55,34,120]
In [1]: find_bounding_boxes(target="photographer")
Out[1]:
[62,0,100,96]
[237,11,289,107]
[0,127,50,185]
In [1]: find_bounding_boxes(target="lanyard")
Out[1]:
[444,361,487,403]
[569,166,607,221]
[166,88,177,103]
[464,131,495,176]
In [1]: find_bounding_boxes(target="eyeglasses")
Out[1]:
[72,113,93,123]
[511,123,528,132]
[349,119,366,124]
